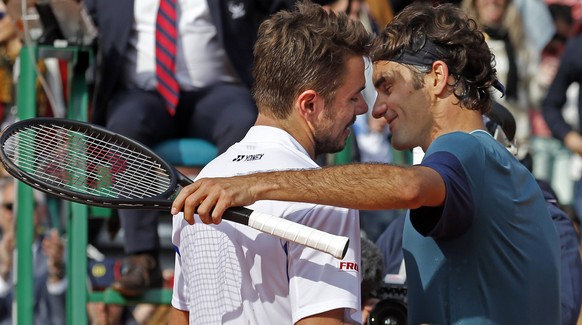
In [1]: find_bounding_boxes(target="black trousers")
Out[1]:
[104,82,257,254]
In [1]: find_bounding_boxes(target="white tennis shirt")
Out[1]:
[172,126,362,324]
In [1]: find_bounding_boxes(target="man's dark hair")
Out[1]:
[372,2,499,113]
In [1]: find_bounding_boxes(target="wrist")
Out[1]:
[254,171,282,201]
[48,274,64,283]
[0,267,10,280]
[49,262,65,280]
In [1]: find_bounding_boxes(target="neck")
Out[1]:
[255,114,316,159]
[426,101,486,151]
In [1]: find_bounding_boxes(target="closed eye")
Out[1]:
[378,82,392,96]
[374,74,395,96]
[374,77,389,94]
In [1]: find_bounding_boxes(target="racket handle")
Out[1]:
[246,210,350,259]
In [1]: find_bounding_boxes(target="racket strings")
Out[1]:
[11,128,161,198]
[44,124,171,197]
[4,124,173,199]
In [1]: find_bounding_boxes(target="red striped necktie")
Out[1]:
[155,0,179,115]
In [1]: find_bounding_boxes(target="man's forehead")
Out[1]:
[372,61,403,82]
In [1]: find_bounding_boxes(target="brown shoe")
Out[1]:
[110,254,163,297]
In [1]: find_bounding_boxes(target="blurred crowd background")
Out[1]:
[0,0,581,324]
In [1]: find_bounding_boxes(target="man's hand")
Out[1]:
[564,131,582,157]
[42,229,65,282]
[171,176,259,225]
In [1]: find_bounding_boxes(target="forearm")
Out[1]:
[0,266,9,282]
[541,93,572,142]
[47,260,65,285]
[541,39,581,141]
[170,307,189,325]
[82,0,99,28]
[254,163,439,210]
[175,162,444,225]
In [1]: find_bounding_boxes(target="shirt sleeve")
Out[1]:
[46,277,67,295]
[541,36,582,142]
[286,205,361,324]
[411,150,474,239]
[0,275,10,298]
[171,214,188,311]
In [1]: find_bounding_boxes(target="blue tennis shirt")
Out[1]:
[403,130,561,324]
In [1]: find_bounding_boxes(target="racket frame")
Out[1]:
[0,117,181,210]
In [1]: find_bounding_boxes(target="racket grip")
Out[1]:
[247,210,350,259]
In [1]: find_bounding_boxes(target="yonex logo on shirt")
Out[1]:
[232,154,265,162]
[339,261,359,272]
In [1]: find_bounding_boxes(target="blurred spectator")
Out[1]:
[130,268,173,325]
[87,302,137,325]
[530,3,576,209]
[0,0,22,123]
[348,0,383,33]
[0,0,68,125]
[462,0,542,161]
[542,34,582,231]
[512,0,556,53]
[535,3,575,136]
[0,176,66,325]
[364,0,394,29]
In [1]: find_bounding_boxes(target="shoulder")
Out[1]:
[198,147,316,179]
[423,131,498,177]
[427,131,485,158]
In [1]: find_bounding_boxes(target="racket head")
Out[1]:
[0,118,180,209]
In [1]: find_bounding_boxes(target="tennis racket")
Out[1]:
[0,118,349,259]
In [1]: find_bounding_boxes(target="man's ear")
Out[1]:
[431,60,450,96]
[296,90,323,119]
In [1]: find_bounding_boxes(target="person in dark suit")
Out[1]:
[83,0,295,297]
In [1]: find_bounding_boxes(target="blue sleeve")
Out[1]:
[541,35,582,142]
[0,291,12,322]
[410,151,474,239]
